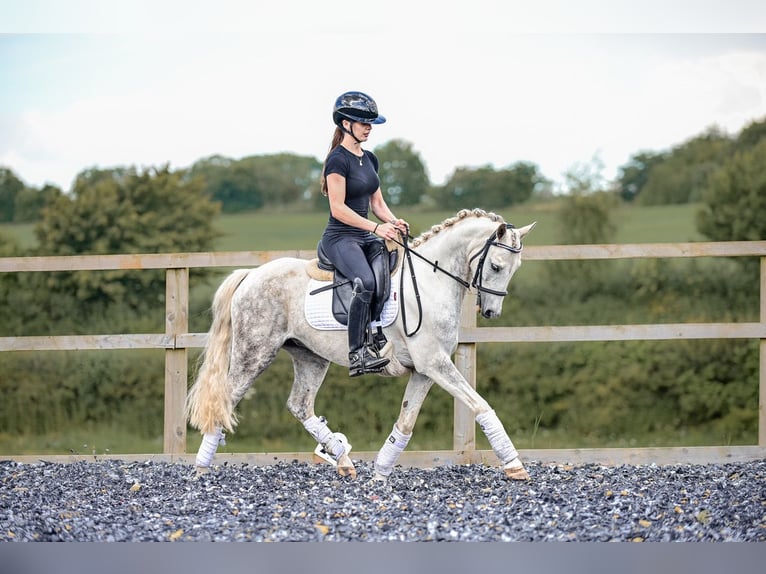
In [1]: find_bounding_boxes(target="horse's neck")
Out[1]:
[417,219,493,278]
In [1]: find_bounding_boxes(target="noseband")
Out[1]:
[393,223,524,336]
[468,223,523,298]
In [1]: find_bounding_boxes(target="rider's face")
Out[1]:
[345,120,371,141]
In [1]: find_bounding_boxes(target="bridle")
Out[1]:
[390,223,524,336]
[468,224,523,298]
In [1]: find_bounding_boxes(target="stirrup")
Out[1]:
[349,347,389,377]
[349,363,388,377]
[371,329,388,353]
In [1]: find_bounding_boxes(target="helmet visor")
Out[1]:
[338,110,386,125]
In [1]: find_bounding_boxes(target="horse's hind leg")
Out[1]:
[193,338,281,473]
[372,371,433,482]
[282,342,356,478]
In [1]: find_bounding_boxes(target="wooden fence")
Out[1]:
[1,241,765,467]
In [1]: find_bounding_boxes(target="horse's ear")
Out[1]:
[517,221,537,239]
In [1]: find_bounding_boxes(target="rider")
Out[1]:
[319,91,409,377]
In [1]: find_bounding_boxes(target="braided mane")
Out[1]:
[410,208,505,247]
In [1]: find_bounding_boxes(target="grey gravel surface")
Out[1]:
[1,459,764,542]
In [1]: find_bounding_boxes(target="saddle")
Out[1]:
[308,239,401,326]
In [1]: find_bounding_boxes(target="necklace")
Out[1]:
[343,145,364,166]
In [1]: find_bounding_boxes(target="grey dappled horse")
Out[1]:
[186,208,536,481]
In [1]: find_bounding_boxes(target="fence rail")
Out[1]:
[1,241,765,466]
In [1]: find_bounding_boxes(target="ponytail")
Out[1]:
[320,127,345,196]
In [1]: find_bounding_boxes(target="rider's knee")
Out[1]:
[352,275,375,293]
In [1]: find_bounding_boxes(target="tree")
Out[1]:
[733,117,766,151]
[13,184,62,222]
[555,159,617,245]
[191,153,321,212]
[374,139,430,206]
[0,167,25,222]
[190,155,261,212]
[547,163,617,298]
[247,153,321,207]
[614,151,666,202]
[638,127,730,205]
[504,161,550,204]
[0,167,59,223]
[0,231,24,333]
[696,139,766,243]
[556,190,617,245]
[436,162,547,210]
[34,165,220,311]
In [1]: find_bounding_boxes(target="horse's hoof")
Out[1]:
[504,466,530,481]
[189,466,211,480]
[338,465,357,479]
[336,453,357,479]
[313,453,332,465]
[365,474,392,491]
[370,471,389,483]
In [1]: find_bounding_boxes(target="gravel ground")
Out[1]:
[1,459,764,542]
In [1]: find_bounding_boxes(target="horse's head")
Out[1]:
[470,220,536,319]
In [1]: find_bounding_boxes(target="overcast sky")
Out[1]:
[1,1,765,192]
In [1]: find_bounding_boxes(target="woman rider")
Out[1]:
[319,91,409,377]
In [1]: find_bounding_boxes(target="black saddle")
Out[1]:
[316,239,399,326]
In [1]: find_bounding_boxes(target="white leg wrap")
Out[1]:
[374,425,412,477]
[303,416,345,460]
[476,410,518,465]
[195,427,225,468]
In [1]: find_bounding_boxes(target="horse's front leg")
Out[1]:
[423,354,530,481]
[372,371,433,482]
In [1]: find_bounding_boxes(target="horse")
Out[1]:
[186,208,536,481]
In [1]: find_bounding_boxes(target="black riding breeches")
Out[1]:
[320,234,382,293]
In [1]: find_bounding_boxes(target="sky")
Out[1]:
[1,0,765,193]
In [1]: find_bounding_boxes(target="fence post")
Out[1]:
[760,256,765,447]
[164,267,189,455]
[454,291,477,453]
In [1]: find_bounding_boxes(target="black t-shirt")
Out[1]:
[323,146,381,240]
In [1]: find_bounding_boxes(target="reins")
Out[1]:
[387,229,467,337]
[388,223,523,337]
[309,223,524,338]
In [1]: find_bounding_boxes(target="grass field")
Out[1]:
[210,202,704,252]
[1,202,704,253]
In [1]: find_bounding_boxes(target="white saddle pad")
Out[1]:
[305,272,401,331]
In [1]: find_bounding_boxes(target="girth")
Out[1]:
[315,239,399,326]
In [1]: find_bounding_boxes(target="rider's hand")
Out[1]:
[390,218,409,234]
[375,220,406,241]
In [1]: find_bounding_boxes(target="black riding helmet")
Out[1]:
[333,91,386,126]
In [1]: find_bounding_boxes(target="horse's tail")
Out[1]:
[186,268,250,435]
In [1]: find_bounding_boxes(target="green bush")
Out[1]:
[0,350,164,439]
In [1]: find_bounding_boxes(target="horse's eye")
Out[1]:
[490,263,500,272]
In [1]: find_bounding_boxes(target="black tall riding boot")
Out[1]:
[348,278,390,377]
